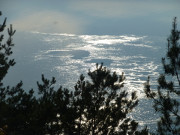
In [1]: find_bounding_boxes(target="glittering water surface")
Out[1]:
[4,31,166,131]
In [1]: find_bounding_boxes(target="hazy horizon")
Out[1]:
[1,0,180,36]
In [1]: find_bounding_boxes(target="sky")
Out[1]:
[0,0,180,36]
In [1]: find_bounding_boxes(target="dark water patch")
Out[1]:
[46,50,90,59]
[72,50,90,59]
[86,59,113,66]
[46,50,69,56]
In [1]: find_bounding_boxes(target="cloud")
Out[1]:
[12,11,85,34]
[69,1,179,18]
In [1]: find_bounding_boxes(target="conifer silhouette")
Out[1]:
[144,17,180,135]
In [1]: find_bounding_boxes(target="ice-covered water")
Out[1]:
[4,31,167,131]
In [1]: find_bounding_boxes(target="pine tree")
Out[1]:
[53,85,75,134]
[72,63,140,135]
[144,17,180,135]
[0,11,16,82]
[5,82,37,135]
[36,74,59,135]
[0,12,37,135]
[35,64,149,135]
[0,11,16,130]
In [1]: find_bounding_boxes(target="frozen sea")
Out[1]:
[3,31,167,131]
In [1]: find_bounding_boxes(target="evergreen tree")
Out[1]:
[144,17,180,135]
[0,11,16,130]
[36,64,149,135]
[71,63,140,135]
[0,12,37,135]
[36,74,60,135]
[0,11,16,82]
[53,85,75,134]
[5,82,37,135]
[0,11,16,104]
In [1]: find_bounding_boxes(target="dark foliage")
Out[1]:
[72,63,139,135]
[0,12,150,134]
[144,17,180,135]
